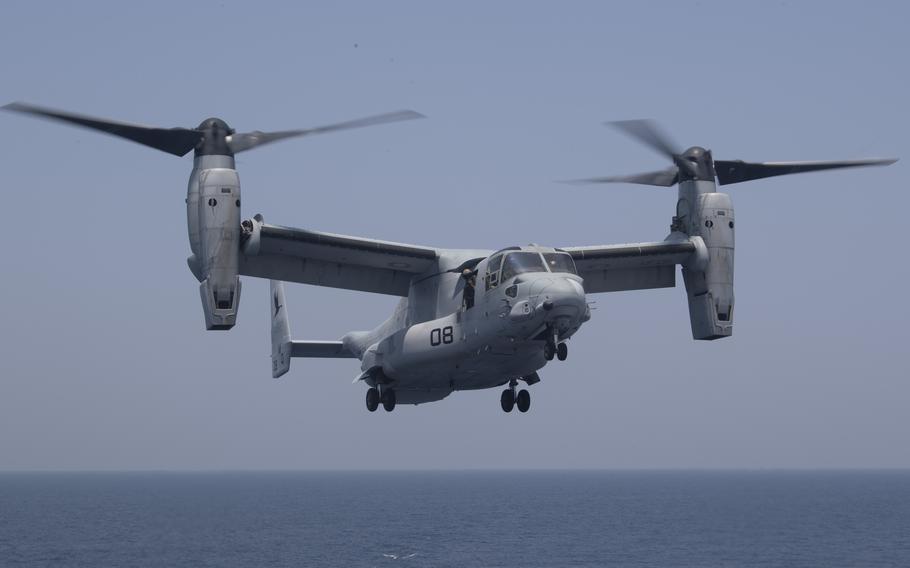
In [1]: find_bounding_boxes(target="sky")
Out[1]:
[0,0,907,470]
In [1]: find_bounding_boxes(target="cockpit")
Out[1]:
[484,248,577,290]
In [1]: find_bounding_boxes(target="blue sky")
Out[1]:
[0,0,907,469]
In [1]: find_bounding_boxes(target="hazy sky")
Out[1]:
[1,0,907,470]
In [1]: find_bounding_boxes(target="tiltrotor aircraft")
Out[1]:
[3,103,897,413]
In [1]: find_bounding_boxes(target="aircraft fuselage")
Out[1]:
[351,247,590,405]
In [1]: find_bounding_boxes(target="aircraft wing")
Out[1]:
[239,219,439,296]
[561,239,697,293]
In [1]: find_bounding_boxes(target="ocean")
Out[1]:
[1,471,908,567]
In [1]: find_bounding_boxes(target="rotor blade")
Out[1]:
[561,167,679,187]
[446,257,485,273]
[606,119,679,159]
[228,110,425,153]
[714,158,898,185]
[2,102,203,157]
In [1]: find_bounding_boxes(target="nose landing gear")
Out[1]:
[544,333,569,362]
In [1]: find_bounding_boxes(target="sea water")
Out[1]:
[1,471,908,567]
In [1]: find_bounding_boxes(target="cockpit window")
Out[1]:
[542,252,578,275]
[485,254,504,290]
[500,252,547,282]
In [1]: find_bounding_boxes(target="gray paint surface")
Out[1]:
[0,1,908,470]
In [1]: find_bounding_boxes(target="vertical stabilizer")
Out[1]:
[270,280,292,377]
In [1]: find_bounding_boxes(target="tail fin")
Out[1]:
[271,280,293,378]
[269,280,358,379]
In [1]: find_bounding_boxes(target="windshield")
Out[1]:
[542,252,578,275]
[500,252,547,282]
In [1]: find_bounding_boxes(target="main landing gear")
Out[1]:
[500,379,531,413]
[366,386,396,412]
[366,387,380,412]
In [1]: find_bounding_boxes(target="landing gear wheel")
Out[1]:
[381,388,397,412]
[556,342,568,361]
[516,389,531,413]
[544,342,555,361]
[366,387,380,412]
[500,389,515,413]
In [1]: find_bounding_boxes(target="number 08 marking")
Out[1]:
[430,326,454,346]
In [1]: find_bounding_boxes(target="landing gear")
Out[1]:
[500,389,515,412]
[380,387,397,412]
[366,387,380,412]
[501,379,531,413]
[544,326,567,362]
[545,341,568,361]
[516,389,531,413]
[544,328,568,362]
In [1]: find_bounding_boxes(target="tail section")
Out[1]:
[270,280,292,377]
[269,280,356,378]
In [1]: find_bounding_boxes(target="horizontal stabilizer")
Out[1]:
[290,341,356,358]
[270,280,357,378]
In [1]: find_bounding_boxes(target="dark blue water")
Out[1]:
[1,471,908,567]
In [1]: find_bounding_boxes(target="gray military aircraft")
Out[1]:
[3,103,897,413]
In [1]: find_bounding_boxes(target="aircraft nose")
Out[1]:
[537,277,587,321]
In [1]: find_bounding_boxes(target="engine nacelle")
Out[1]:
[190,167,242,330]
[679,187,735,340]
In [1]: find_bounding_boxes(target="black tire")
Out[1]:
[544,342,555,361]
[366,387,380,412]
[556,342,568,361]
[500,389,515,413]
[381,388,397,412]
[516,389,531,413]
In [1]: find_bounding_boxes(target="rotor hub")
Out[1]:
[195,117,234,157]
[677,145,715,182]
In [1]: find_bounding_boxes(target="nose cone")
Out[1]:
[535,277,588,329]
